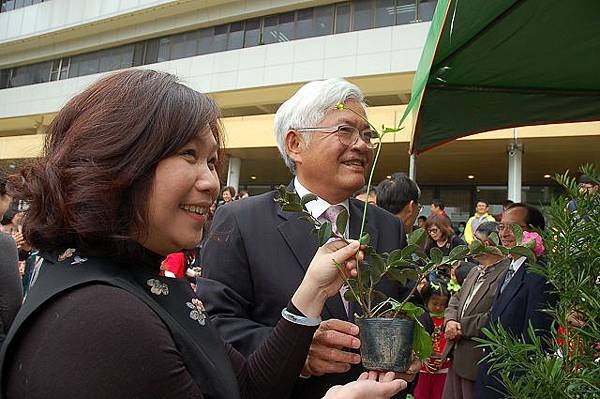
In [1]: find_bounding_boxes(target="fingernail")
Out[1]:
[352,338,360,348]
[351,326,359,335]
[353,355,361,363]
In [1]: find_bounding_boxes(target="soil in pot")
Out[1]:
[356,317,414,372]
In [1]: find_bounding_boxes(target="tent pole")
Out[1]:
[409,153,417,181]
[507,128,522,202]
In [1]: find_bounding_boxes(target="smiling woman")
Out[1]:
[0,70,406,399]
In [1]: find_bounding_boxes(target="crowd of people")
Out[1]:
[0,71,595,399]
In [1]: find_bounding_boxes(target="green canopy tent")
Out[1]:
[400,0,600,155]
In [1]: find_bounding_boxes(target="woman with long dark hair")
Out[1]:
[0,70,405,399]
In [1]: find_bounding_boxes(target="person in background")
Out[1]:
[567,174,598,213]
[430,199,451,224]
[219,186,236,205]
[456,222,466,240]
[424,215,465,258]
[0,174,23,346]
[376,173,422,235]
[475,204,555,399]
[417,216,427,230]
[414,282,451,399]
[442,221,508,399]
[463,200,495,244]
[238,190,250,199]
[355,187,377,205]
[494,200,513,221]
[447,260,478,295]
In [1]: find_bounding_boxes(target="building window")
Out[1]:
[227,22,245,50]
[0,0,438,90]
[375,0,397,27]
[296,8,314,39]
[335,3,352,33]
[314,5,334,36]
[353,0,375,31]
[244,19,261,47]
[1,0,47,13]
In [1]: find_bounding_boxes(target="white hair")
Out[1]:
[274,78,366,174]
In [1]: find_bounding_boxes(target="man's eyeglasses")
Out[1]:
[295,125,378,149]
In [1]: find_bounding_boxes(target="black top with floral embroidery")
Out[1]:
[3,245,317,399]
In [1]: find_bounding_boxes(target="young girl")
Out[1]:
[413,282,451,399]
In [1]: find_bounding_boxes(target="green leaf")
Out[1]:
[483,246,504,256]
[336,208,349,236]
[448,245,469,262]
[344,286,359,302]
[430,247,443,265]
[391,302,425,319]
[382,126,403,133]
[359,232,371,246]
[489,232,500,246]
[401,244,419,259]
[301,193,318,207]
[509,245,536,262]
[318,222,332,246]
[412,323,433,360]
[469,239,484,255]
[387,249,403,264]
[368,253,386,285]
[510,223,523,245]
[498,246,510,255]
[524,238,536,249]
[387,268,419,285]
[408,228,427,246]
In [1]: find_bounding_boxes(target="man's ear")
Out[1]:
[285,130,305,164]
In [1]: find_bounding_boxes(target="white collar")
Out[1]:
[510,256,527,273]
[294,177,350,221]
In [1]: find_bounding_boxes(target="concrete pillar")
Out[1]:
[507,131,523,202]
[227,156,241,192]
[409,153,417,181]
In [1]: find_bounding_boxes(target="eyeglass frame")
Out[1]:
[294,125,379,149]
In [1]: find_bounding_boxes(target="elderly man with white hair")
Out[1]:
[198,78,420,399]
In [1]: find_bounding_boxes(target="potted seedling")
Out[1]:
[275,103,470,372]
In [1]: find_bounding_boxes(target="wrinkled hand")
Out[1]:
[304,240,363,299]
[302,319,361,377]
[323,371,407,399]
[445,320,462,341]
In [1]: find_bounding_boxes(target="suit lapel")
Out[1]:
[493,264,526,317]
[462,258,509,316]
[457,268,479,315]
[276,184,348,321]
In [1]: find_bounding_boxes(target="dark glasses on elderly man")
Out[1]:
[295,125,379,149]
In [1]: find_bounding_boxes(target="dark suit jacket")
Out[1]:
[197,188,410,399]
[475,260,555,399]
[444,258,509,381]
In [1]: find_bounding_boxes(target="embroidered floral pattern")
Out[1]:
[186,298,206,326]
[58,248,76,261]
[71,255,88,265]
[147,279,169,296]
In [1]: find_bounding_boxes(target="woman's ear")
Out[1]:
[285,130,305,164]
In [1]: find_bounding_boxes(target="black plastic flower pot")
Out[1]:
[356,317,414,372]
